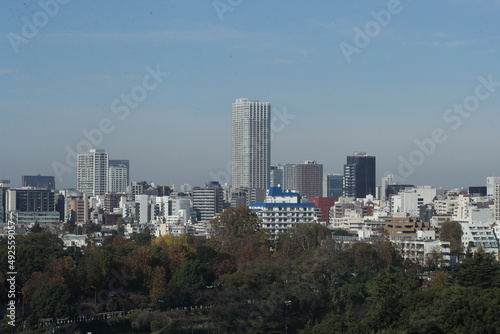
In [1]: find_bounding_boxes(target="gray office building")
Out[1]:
[22,175,55,190]
[193,182,224,222]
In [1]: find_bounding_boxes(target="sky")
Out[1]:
[1,0,500,190]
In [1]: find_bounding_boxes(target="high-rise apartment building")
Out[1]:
[296,161,323,198]
[279,164,297,191]
[231,98,271,190]
[109,160,130,185]
[343,152,376,198]
[487,177,500,197]
[108,164,128,193]
[77,149,109,197]
[495,183,500,222]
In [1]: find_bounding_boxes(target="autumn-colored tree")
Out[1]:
[209,206,269,258]
[149,266,168,303]
[425,247,444,270]
[22,272,45,305]
[126,247,153,290]
[440,220,463,254]
[151,233,195,274]
[277,223,331,259]
[43,256,79,296]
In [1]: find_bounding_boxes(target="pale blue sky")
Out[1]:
[1,0,500,189]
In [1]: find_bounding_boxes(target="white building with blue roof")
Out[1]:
[249,187,321,241]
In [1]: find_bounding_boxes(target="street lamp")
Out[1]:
[285,300,291,334]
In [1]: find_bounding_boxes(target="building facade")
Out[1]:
[278,164,297,191]
[109,159,130,184]
[325,174,343,198]
[77,149,109,197]
[108,164,128,193]
[343,152,376,198]
[193,182,224,222]
[22,174,55,190]
[249,187,321,241]
[270,166,284,188]
[296,161,323,198]
[231,98,271,190]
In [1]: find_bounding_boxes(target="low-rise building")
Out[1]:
[249,187,321,241]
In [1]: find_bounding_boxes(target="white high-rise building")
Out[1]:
[495,183,500,222]
[77,149,108,197]
[108,164,128,193]
[231,98,271,189]
[487,177,500,197]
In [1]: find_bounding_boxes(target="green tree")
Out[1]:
[30,222,43,233]
[30,281,73,319]
[82,247,110,292]
[0,232,65,283]
[451,246,500,288]
[303,313,347,334]
[400,285,500,333]
[363,265,417,331]
[440,220,463,254]
[0,272,5,304]
[171,259,206,291]
[129,227,152,246]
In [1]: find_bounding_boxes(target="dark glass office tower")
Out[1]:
[343,152,376,198]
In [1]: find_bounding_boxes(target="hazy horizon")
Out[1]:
[2,0,500,190]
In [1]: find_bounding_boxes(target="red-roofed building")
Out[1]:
[309,197,338,223]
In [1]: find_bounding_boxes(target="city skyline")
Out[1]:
[1,1,500,189]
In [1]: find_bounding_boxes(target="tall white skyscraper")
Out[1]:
[495,183,500,222]
[232,98,271,190]
[77,149,109,197]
